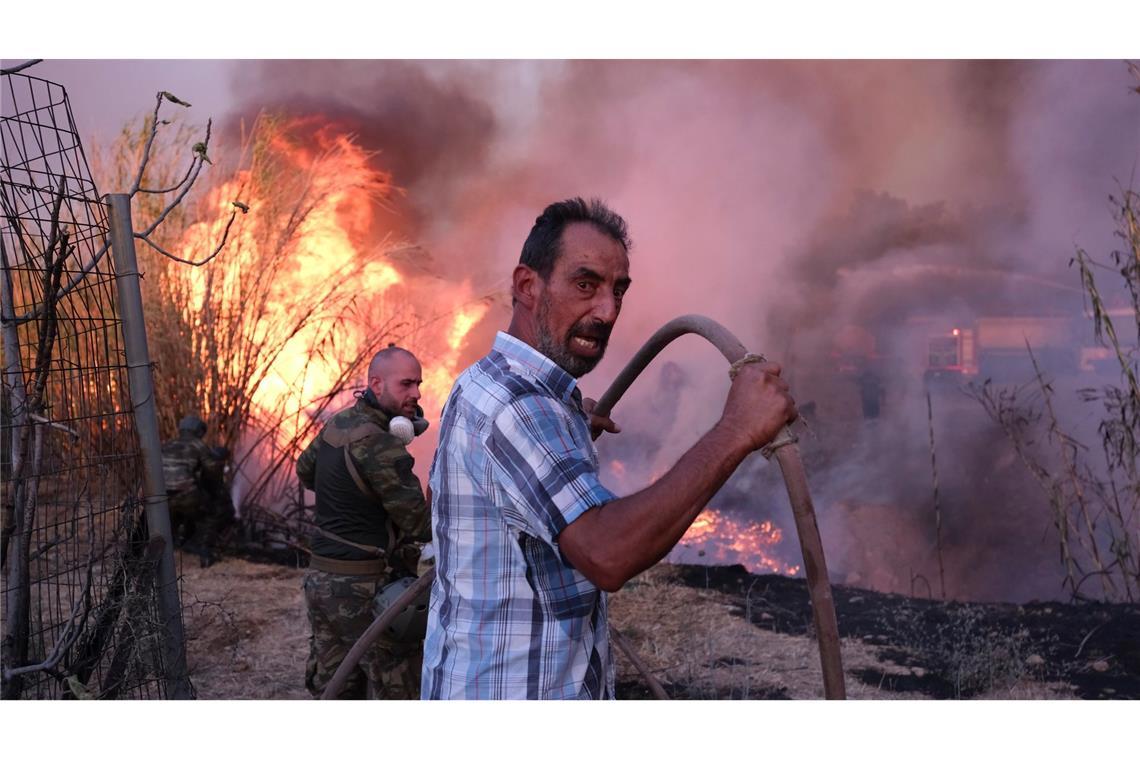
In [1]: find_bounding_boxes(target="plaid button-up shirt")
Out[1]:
[421,332,617,699]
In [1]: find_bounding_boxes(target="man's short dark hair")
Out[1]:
[519,197,631,280]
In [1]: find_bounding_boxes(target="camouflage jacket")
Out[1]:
[162,432,225,495]
[297,390,430,562]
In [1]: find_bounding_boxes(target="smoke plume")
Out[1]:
[230,60,1140,602]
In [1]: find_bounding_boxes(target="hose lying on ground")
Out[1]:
[609,626,670,699]
[322,314,845,700]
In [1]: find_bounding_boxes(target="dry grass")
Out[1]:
[178,558,1079,701]
[178,552,309,699]
[609,565,919,700]
[972,679,1077,700]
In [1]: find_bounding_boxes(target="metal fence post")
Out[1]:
[1,244,33,699]
[106,193,192,699]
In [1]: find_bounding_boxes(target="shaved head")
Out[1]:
[368,345,418,382]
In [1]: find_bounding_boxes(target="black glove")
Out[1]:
[411,405,429,437]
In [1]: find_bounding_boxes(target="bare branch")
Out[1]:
[29,412,80,440]
[137,155,197,195]
[128,93,167,195]
[136,207,237,267]
[136,121,212,238]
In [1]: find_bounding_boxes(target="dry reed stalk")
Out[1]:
[925,390,947,600]
[1025,342,1114,598]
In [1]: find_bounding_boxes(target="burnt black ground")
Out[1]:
[617,564,1139,700]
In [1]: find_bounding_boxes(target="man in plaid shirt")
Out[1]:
[422,198,797,699]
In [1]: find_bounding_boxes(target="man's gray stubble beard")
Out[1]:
[535,297,602,379]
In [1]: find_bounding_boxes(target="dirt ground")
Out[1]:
[178,551,1137,700]
[179,551,310,699]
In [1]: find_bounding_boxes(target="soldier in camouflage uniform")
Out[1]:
[296,345,431,699]
[162,414,235,568]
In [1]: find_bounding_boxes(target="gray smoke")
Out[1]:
[232,60,1140,602]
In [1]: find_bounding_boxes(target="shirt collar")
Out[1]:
[491,331,579,404]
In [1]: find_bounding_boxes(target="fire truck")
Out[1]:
[924,316,1080,386]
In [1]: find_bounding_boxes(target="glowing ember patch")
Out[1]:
[671,508,800,576]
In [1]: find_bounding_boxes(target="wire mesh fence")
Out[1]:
[2,69,185,699]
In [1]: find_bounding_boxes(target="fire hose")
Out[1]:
[591,314,845,699]
[322,314,845,700]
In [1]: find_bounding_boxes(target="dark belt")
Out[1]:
[309,555,386,576]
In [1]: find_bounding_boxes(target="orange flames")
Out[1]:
[606,458,799,576]
[672,508,801,576]
[176,118,489,447]
[421,297,491,417]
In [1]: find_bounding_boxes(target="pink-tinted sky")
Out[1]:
[3,59,235,143]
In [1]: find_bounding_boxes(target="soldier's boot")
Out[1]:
[198,518,221,568]
[178,534,213,568]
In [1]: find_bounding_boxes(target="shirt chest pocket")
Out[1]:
[519,532,598,620]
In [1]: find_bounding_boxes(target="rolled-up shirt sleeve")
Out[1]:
[487,392,615,546]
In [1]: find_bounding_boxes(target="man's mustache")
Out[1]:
[569,322,612,343]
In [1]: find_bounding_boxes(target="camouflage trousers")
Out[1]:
[168,487,234,547]
[303,569,422,699]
